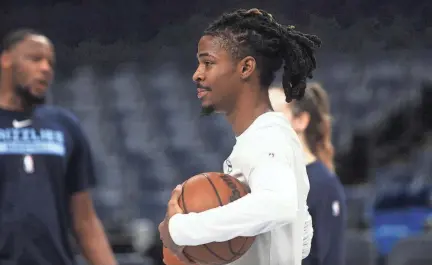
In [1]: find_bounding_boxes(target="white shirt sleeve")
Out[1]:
[169,154,299,246]
[302,209,313,259]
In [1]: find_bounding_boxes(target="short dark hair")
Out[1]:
[204,8,321,102]
[2,28,43,51]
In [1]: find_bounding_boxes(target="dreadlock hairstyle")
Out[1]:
[204,8,321,102]
[290,82,335,172]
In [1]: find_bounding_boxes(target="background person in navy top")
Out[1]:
[270,83,346,265]
[0,29,117,265]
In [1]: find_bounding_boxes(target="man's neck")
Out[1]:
[226,90,271,137]
[0,77,23,111]
[0,90,23,111]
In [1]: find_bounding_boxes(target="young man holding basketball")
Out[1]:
[159,8,321,265]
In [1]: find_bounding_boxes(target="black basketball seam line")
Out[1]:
[181,179,209,264]
[202,173,234,263]
[203,173,224,206]
[223,174,251,257]
[214,174,250,260]
[227,241,238,257]
[226,237,251,262]
[183,250,208,264]
[238,237,256,256]
[231,237,248,256]
[214,174,249,260]
[224,237,256,264]
[224,238,253,264]
[181,179,189,214]
[202,243,232,263]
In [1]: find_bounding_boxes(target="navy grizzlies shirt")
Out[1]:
[303,161,346,265]
[0,106,96,265]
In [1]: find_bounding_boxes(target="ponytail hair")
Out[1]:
[317,114,335,172]
[291,82,335,172]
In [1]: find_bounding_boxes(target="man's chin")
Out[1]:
[27,92,46,105]
[16,88,46,108]
[200,105,215,116]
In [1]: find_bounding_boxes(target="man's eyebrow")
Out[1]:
[197,52,211,58]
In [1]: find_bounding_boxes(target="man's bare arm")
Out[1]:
[71,191,117,265]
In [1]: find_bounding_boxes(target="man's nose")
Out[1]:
[192,68,204,83]
[39,60,53,79]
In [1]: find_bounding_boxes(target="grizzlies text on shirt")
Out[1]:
[0,127,65,156]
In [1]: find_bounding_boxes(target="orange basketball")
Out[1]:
[163,172,255,265]
[163,246,186,265]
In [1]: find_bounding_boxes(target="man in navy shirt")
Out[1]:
[0,29,117,265]
[270,83,346,265]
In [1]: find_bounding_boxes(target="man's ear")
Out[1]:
[1,52,12,69]
[237,56,256,80]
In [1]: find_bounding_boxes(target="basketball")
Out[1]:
[163,172,255,265]
[163,246,185,265]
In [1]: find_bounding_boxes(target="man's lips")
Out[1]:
[197,88,210,99]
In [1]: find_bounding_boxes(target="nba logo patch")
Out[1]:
[23,155,34,173]
[224,159,233,173]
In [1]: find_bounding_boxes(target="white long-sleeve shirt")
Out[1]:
[169,112,312,265]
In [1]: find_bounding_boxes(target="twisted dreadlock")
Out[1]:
[204,8,321,102]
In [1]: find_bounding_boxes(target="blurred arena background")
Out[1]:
[1,0,432,265]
